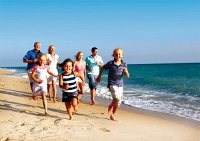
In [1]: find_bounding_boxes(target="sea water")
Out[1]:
[1,63,200,121]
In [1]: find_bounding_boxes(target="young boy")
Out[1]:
[96,48,129,121]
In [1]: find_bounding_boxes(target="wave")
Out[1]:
[2,66,200,121]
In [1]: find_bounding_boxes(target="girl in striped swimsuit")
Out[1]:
[59,58,85,120]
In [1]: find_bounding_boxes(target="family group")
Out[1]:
[23,41,129,121]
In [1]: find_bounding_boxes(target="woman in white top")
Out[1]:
[47,45,59,102]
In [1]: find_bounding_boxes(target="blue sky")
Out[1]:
[0,0,199,67]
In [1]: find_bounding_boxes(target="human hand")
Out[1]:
[37,79,43,84]
[63,84,69,90]
[33,59,38,63]
[96,76,101,83]
[123,68,128,73]
[123,68,129,78]
[89,68,92,72]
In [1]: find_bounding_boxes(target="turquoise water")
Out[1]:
[1,63,200,121]
[127,63,200,96]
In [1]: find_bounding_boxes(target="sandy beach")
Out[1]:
[0,70,200,141]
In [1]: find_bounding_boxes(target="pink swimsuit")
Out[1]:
[75,64,85,78]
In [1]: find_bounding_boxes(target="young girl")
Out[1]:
[59,58,85,120]
[31,54,57,115]
[47,45,59,102]
[96,48,129,121]
[73,51,86,103]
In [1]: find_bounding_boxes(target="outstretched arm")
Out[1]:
[47,70,57,77]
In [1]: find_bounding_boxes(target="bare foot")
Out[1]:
[108,105,113,115]
[32,96,38,100]
[110,115,117,121]
[90,101,96,106]
[53,98,56,103]
[69,116,73,120]
[45,112,49,116]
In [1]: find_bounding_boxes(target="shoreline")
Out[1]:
[81,92,200,129]
[0,69,200,140]
[1,67,200,128]
[2,67,200,124]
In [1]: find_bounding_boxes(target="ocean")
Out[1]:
[1,63,200,121]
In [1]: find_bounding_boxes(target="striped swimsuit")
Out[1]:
[61,72,78,102]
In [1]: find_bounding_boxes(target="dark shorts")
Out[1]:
[62,92,78,102]
[87,74,97,90]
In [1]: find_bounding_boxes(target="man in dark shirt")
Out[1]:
[23,41,42,95]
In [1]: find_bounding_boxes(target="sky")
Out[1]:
[0,0,199,67]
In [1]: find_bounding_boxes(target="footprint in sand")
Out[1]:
[54,118,62,126]
[30,127,43,133]
[99,128,111,132]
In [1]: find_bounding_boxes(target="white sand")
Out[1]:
[0,70,200,141]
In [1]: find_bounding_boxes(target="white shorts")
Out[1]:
[47,75,57,84]
[109,85,123,106]
[27,69,34,83]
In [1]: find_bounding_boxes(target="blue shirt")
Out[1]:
[85,55,104,76]
[23,49,41,70]
[104,60,127,87]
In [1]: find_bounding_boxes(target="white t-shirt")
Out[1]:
[47,54,59,75]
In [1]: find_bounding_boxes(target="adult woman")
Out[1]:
[47,45,59,102]
[74,51,86,103]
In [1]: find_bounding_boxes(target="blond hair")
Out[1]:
[38,53,47,60]
[75,51,83,60]
[112,48,124,57]
[48,45,55,54]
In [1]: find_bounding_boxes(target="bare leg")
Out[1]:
[31,82,38,100]
[30,82,33,92]
[77,82,84,103]
[72,98,78,112]
[65,102,73,120]
[41,93,48,114]
[52,81,57,102]
[47,84,52,101]
[108,101,118,121]
[91,89,96,105]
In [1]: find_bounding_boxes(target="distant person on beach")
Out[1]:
[73,51,86,103]
[85,47,104,105]
[96,48,129,121]
[31,54,57,115]
[47,45,59,102]
[23,41,42,98]
[59,58,85,120]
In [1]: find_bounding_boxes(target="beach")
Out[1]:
[0,70,200,141]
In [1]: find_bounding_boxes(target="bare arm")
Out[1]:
[74,72,85,85]
[96,66,105,83]
[84,61,86,79]
[73,61,77,71]
[123,68,129,78]
[31,70,43,84]
[23,58,37,63]
[59,74,68,89]
[47,69,57,77]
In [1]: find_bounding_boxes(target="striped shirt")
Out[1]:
[62,72,77,93]
[104,60,127,87]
